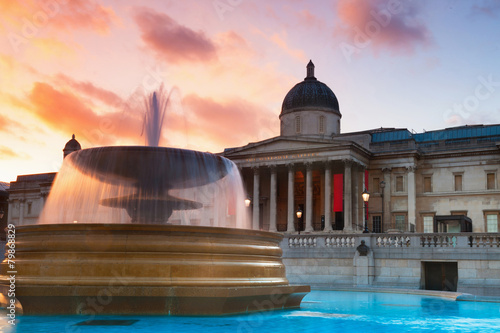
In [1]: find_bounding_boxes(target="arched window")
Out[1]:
[319,116,325,133]
[295,116,301,134]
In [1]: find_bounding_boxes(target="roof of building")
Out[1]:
[14,173,57,183]
[0,182,9,192]
[371,124,500,143]
[281,60,340,116]
[63,134,81,152]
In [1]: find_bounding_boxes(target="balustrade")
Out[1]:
[284,233,500,250]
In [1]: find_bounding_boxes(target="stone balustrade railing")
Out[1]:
[283,233,500,249]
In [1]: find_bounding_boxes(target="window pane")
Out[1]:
[454,175,462,191]
[487,214,498,233]
[487,173,495,190]
[396,215,405,232]
[396,176,404,192]
[423,216,433,233]
[424,176,432,193]
[295,116,301,133]
[319,116,325,133]
[373,216,381,233]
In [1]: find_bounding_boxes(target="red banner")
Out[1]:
[333,173,343,212]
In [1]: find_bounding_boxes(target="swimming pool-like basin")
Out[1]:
[2,290,499,333]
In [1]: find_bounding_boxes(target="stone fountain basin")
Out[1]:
[68,146,230,190]
[0,224,309,315]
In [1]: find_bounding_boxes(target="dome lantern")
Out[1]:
[306,60,316,80]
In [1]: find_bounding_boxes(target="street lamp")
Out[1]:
[244,197,251,207]
[362,189,370,233]
[296,208,302,219]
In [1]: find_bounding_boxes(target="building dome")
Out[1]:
[281,60,340,117]
[63,134,81,158]
[279,61,341,137]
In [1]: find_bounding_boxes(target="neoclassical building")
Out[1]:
[223,61,500,234]
[6,135,81,226]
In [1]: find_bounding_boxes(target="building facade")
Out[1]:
[6,135,81,227]
[223,61,500,234]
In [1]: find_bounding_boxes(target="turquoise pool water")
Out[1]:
[2,291,499,333]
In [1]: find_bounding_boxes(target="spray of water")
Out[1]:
[141,85,172,147]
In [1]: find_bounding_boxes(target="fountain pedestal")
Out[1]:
[0,224,309,315]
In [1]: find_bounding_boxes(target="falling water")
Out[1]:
[38,87,249,228]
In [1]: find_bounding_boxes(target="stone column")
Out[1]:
[382,168,392,232]
[343,160,353,232]
[252,167,260,230]
[324,162,333,232]
[305,163,314,232]
[19,198,25,226]
[287,164,295,232]
[407,165,416,232]
[269,166,277,232]
[352,165,360,231]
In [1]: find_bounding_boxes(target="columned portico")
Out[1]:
[233,156,370,234]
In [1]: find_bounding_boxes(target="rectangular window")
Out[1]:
[27,202,32,215]
[486,214,498,233]
[373,178,380,193]
[487,173,495,190]
[319,116,325,133]
[424,176,432,193]
[395,215,405,232]
[396,176,404,192]
[372,215,381,233]
[423,216,433,233]
[295,116,301,134]
[454,174,462,191]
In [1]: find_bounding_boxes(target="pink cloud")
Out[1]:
[0,114,26,134]
[336,0,432,55]
[0,0,117,34]
[182,94,278,148]
[55,74,124,107]
[0,146,26,159]
[133,7,217,63]
[26,82,141,146]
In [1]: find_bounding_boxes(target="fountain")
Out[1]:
[0,87,309,315]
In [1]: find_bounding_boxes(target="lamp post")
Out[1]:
[362,189,370,233]
[296,207,302,232]
[296,208,302,219]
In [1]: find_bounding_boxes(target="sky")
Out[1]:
[1,0,500,182]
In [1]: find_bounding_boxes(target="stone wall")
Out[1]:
[282,233,500,296]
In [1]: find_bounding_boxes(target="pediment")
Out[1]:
[222,136,352,158]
